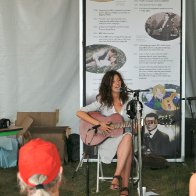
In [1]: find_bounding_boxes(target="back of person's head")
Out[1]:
[17,138,62,196]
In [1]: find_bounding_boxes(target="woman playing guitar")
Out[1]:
[76,70,133,196]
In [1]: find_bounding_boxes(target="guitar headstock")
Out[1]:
[158,115,175,125]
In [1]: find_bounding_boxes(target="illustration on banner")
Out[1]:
[141,84,180,111]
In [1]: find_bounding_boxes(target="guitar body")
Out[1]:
[79,112,124,146]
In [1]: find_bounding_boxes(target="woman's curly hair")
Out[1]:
[96,70,128,107]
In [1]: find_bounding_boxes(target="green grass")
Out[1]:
[0,158,194,196]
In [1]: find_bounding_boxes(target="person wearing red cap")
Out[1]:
[17,138,63,196]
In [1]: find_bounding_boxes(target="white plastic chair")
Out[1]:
[96,146,140,192]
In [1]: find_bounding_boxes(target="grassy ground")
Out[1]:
[0,158,194,196]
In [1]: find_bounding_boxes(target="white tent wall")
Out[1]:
[0,0,196,134]
[0,0,80,132]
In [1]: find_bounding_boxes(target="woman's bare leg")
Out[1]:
[111,134,132,188]
[121,150,132,187]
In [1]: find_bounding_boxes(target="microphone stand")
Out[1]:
[72,127,98,196]
[187,99,195,119]
[134,91,143,196]
[126,88,160,195]
[126,89,145,196]
[186,99,196,171]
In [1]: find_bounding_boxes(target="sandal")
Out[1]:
[119,187,129,196]
[110,175,122,190]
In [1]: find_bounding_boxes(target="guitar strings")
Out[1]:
[112,120,133,129]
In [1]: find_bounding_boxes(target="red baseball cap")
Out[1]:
[18,138,61,187]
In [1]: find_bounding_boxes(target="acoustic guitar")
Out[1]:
[79,112,133,146]
[79,112,175,146]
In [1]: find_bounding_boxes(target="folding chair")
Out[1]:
[96,135,140,193]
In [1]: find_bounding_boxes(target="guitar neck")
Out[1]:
[112,120,132,129]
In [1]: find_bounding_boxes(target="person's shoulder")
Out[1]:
[90,99,101,106]
[190,173,196,182]
[189,173,196,193]
[156,130,169,138]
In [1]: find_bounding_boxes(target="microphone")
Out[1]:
[88,124,101,131]
[120,86,127,92]
[120,86,150,93]
[181,97,196,101]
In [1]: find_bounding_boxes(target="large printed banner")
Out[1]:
[83,0,183,161]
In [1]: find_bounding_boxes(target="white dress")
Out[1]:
[80,99,132,164]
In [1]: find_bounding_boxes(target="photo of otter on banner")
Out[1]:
[86,44,126,73]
